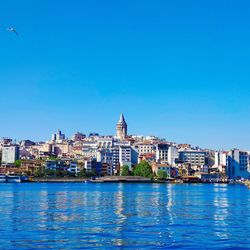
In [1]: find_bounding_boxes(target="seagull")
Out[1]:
[6,27,18,35]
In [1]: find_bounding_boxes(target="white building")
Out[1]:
[82,142,98,158]
[168,146,179,166]
[214,151,227,172]
[156,143,170,162]
[51,130,65,143]
[69,161,80,175]
[84,160,93,172]
[96,149,113,166]
[2,145,19,164]
[112,147,120,174]
[119,146,132,169]
[84,159,102,175]
[227,149,250,179]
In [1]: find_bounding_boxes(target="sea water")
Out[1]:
[0,183,249,249]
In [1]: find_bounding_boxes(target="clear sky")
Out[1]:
[0,0,250,150]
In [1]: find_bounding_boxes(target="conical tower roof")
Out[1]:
[118,113,126,124]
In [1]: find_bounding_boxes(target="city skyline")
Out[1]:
[1,112,249,181]
[1,1,250,149]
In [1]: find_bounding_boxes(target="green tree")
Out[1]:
[14,160,22,168]
[78,169,87,178]
[45,169,56,177]
[55,170,68,177]
[48,156,58,161]
[133,161,153,178]
[88,169,98,177]
[34,168,45,178]
[68,172,76,177]
[120,165,130,176]
[157,170,168,180]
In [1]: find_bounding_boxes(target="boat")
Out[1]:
[0,175,7,183]
[7,176,21,183]
[20,176,28,182]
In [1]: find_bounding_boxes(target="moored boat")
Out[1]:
[0,175,7,183]
[21,176,28,182]
[7,176,21,183]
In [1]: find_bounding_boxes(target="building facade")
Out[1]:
[227,149,250,179]
[179,150,207,167]
[2,145,20,164]
[51,130,65,143]
[135,143,155,156]
[156,143,169,162]
[168,146,179,166]
[119,146,132,169]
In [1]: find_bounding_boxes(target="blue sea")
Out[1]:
[0,183,249,249]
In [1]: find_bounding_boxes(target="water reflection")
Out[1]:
[0,183,250,249]
[114,184,127,224]
[213,184,229,240]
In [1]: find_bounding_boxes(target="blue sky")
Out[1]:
[0,0,250,150]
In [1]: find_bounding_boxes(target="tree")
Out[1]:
[120,165,130,176]
[157,170,168,180]
[48,156,58,161]
[45,169,56,177]
[55,170,68,177]
[34,168,45,178]
[78,169,87,178]
[14,160,22,168]
[132,161,153,178]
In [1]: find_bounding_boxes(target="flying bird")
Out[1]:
[6,27,18,35]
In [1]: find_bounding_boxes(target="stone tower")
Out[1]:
[116,113,127,139]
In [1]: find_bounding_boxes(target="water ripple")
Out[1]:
[0,183,249,249]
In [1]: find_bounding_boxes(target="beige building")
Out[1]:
[53,143,71,156]
[136,142,155,156]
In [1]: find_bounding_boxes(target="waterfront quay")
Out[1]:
[0,175,231,184]
[30,176,152,183]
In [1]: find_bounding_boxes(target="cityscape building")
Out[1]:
[2,145,19,164]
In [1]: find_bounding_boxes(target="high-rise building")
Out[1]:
[214,151,227,167]
[179,150,207,167]
[116,113,127,140]
[119,145,132,169]
[1,145,20,164]
[227,149,250,179]
[112,147,120,174]
[156,144,178,165]
[156,143,170,162]
[51,130,65,143]
[135,143,155,156]
[168,146,179,166]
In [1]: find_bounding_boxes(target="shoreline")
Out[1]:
[31,178,89,183]
[25,176,232,184]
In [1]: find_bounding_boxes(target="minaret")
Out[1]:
[116,113,127,139]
